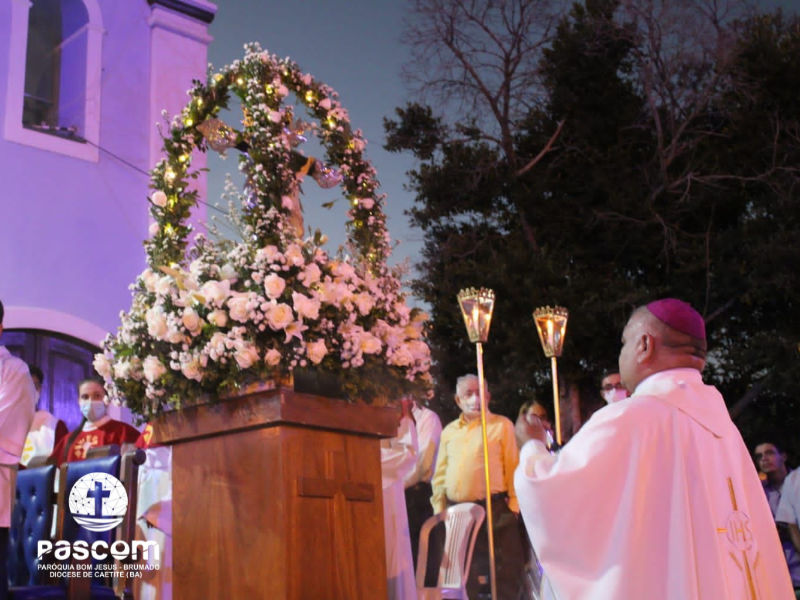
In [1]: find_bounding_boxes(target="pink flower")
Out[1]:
[265,348,281,366]
[233,342,259,369]
[182,307,203,335]
[353,292,375,316]
[151,191,167,207]
[284,243,305,266]
[359,333,382,355]
[298,263,321,287]
[256,245,281,263]
[284,320,308,343]
[264,273,287,299]
[227,294,252,322]
[200,279,231,307]
[93,354,112,379]
[266,303,294,331]
[207,309,228,327]
[305,339,328,365]
[292,292,321,320]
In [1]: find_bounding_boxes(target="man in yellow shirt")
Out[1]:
[430,374,525,599]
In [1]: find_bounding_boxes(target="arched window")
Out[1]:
[3,0,102,161]
[23,0,89,139]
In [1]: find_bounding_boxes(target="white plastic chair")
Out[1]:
[415,502,486,600]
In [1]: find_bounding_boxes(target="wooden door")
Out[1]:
[0,329,98,430]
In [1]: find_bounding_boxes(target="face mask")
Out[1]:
[460,393,482,415]
[80,399,106,422]
[602,388,628,404]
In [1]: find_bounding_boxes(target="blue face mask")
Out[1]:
[79,400,106,422]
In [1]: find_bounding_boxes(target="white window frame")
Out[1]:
[3,0,104,162]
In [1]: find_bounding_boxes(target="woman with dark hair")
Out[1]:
[49,378,140,464]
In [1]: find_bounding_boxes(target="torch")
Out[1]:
[532,306,569,447]
[457,287,497,600]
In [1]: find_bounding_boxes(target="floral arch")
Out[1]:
[96,44,431,419]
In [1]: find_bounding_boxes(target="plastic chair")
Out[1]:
[415,502,486,600]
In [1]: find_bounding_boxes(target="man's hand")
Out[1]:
[515,412,547,447]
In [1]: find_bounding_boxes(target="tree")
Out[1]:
[387,0,800,454]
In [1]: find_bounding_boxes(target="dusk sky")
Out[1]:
[206,1,421,280]
[204,0,799,302]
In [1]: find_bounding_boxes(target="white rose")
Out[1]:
[145,306,168,340]
[331,261,356,282]
[155,276,173,296]
[264,273,287,299]
[200,280,230,307]
[319,98,332,110]
[256,245,281,263]
[353,292,375,316]
[143,356,167,383]
[227,294,251,322]
[151,191,168,207]
[93,354,112,379]
[207,309,228,327]
[408,340,430,361]
[166,326,184,344]
[284,243,305,266]
[266,303,294,331]
[181,357,203,381]
[207,332,227,360]
[359,333,382,355]
[182,307,203,335]
[404,322,424,340]
[305,339,328,365]
[389,346,414,367]
[264,348,281,366]
[292,292,320,320]
[233,343,259,369]
[298,263,321,287]
[219,263,238,281]
[148,222,159,236]
[141,269,158,292]
[113,360,132,380]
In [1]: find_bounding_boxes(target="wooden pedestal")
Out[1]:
[152,388,398,600]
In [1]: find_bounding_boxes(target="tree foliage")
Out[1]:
[387,0,800,453]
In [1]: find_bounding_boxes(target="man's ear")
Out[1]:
[636,332,655,364]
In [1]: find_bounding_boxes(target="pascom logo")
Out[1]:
[68,472,128,532]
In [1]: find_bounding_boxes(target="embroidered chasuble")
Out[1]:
[515,368,794,600]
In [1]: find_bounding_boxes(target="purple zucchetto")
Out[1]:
[646,298,706,342]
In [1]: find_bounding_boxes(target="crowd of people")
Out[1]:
[2,296,800,599]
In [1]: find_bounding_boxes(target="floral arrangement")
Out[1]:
[94,44,431,420]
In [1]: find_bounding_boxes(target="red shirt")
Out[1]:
[50,419,141,464]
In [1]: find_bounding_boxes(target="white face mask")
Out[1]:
[80,399,106,422]
[602,388,628,404]
[459,393,483,415]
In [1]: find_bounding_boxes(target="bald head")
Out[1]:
[618,305,707,392]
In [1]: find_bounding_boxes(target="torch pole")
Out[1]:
[550,355,562,446]
[476,341,497,600]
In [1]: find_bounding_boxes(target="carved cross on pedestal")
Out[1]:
[296,449,374,502]
[295,447,379,600]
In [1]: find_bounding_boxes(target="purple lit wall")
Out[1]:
[0,0,215,344]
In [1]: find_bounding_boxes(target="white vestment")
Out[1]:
[404,404,442,488]
[515,368,794,600]
[382,416,419,600]
[134,446,173,600]
[0,346,35,526]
